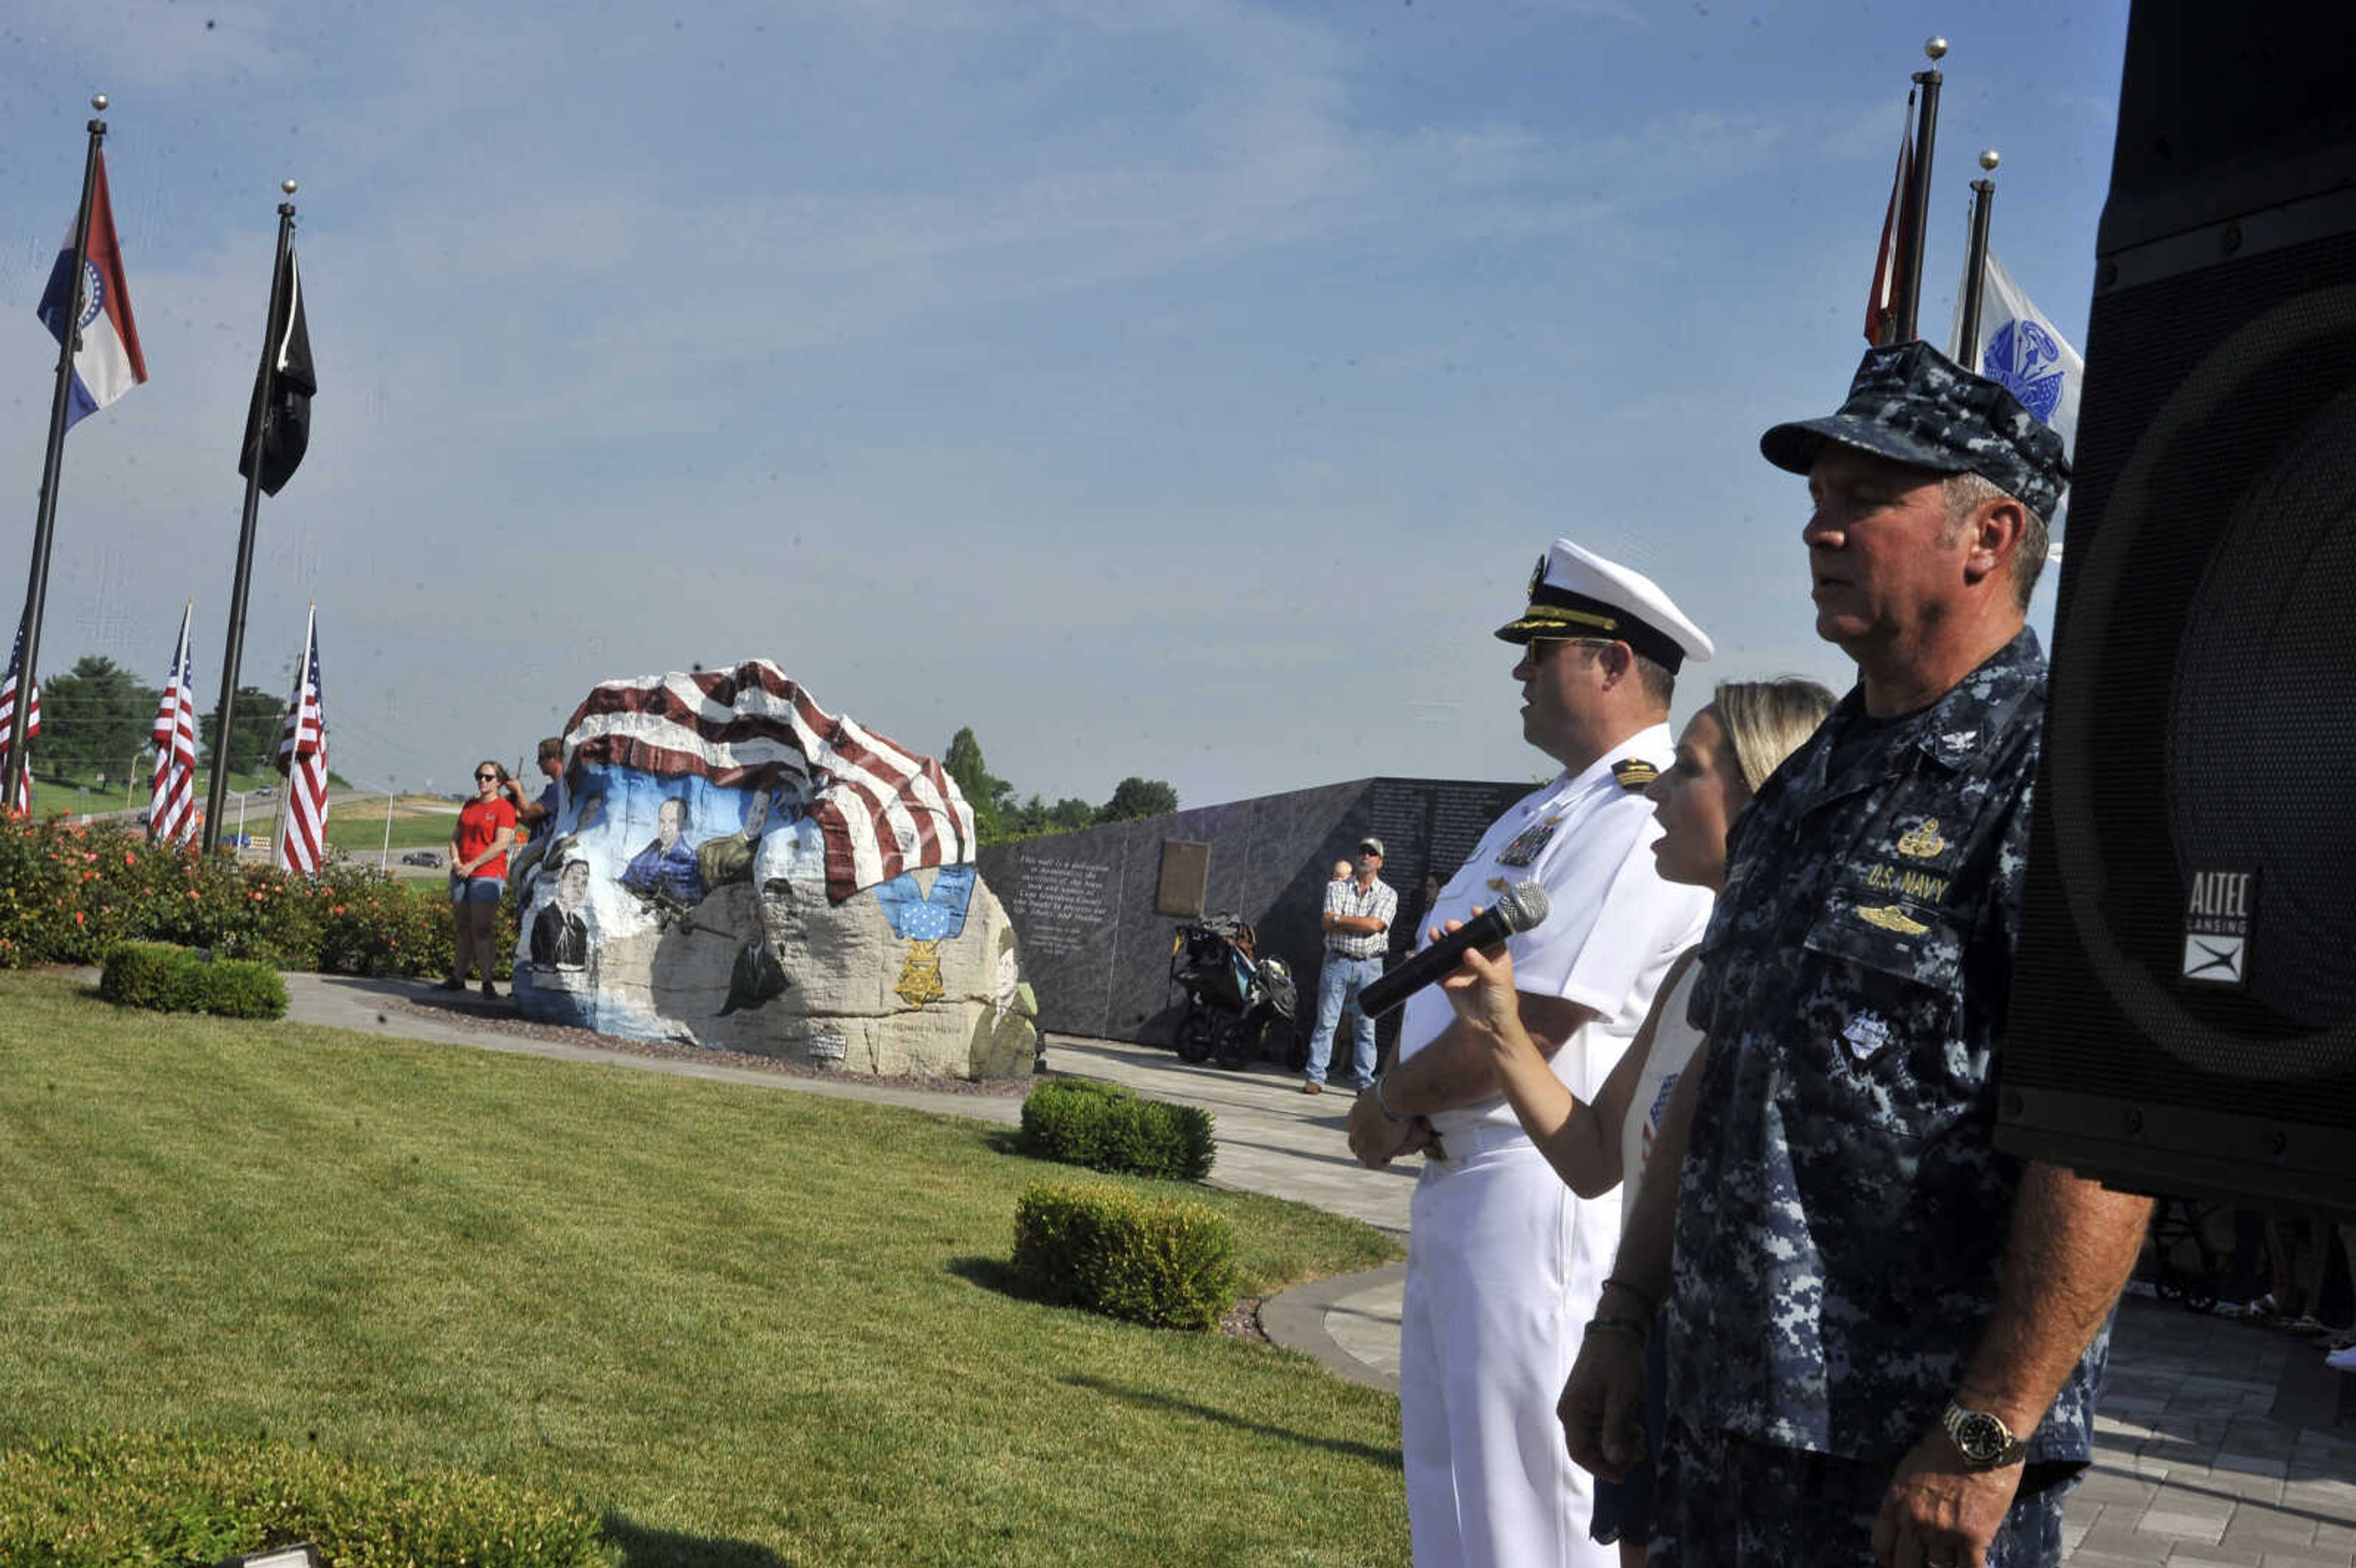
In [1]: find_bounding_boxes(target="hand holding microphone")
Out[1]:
[1355,881,1551,1018]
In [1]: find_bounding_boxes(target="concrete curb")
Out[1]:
[1261,1263,1404,1395]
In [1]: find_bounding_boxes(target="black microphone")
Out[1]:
[1354,880,1552,1018]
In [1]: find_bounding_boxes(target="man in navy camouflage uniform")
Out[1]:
[1559,342,2155,1568]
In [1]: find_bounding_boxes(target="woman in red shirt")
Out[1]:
[444,759,517,997]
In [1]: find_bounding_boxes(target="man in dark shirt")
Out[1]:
[1562,343,2153,1568]
[506,736,566,897]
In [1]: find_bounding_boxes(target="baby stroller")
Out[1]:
[1169,914,1304,1072]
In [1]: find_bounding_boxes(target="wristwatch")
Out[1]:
[1940,1401,2029,1467]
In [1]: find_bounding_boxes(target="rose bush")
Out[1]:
[0,815,512,977]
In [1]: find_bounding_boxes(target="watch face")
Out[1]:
[1955,1411,2008,1463]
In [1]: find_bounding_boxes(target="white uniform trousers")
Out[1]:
[1400,1139,1614,1568]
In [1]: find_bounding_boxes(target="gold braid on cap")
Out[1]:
[1522,582,1685,671]
[1519,605,1620,633]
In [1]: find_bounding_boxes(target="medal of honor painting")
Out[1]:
[510,661,1038,1078]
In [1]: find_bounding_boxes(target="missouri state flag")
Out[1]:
[36,150,148,428]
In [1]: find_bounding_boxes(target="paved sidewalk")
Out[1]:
[281,975,2355,1564]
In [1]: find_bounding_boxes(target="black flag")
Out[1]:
[239,247,314,497]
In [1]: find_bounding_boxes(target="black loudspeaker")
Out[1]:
[1996,6,2356,1212]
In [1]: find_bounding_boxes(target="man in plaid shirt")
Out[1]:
[1303,835,1398,1094]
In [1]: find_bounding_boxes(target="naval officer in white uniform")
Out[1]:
[1348,540,1715,1568]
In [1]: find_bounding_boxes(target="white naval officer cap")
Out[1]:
[1493,539,1715,673]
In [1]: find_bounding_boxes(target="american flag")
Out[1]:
[0,616,40,813]
[564,659,975,903]
[274,606,329,874]
[147,602,199,848]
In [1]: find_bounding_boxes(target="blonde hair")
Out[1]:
[1712,678,1838,793]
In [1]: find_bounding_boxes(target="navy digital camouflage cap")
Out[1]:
[1759,340,2069,521]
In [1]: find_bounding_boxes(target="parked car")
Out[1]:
[401,850,443,867]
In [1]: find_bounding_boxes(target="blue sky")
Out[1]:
[1,0,2129,806]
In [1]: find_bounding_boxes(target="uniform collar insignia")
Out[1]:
[1908,630,2046,774]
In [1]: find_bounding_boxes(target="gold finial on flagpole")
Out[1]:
[91,93,109,111]
[1980,148,2001,172]
[1924,37,1949,61]
[283,179,298,196]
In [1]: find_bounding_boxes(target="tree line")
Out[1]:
[944,727,1178,845]
[25,654,306,784]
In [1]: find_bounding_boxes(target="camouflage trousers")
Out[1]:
[1650,1419,2075,1567]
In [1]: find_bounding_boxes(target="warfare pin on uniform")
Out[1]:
[1896,819,1948,858]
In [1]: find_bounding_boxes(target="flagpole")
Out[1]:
[1955,148,2000,372]
[203,180,298,856]
[7,96,109,800]
[1893,37,1946,344]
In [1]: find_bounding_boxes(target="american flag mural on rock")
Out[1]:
[147,602,199,848]
[0,617,40,813]
[564,660,976,903]
[274,606,329,874]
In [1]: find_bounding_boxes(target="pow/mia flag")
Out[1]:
[239,246,315,497]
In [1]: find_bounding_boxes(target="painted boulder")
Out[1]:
[509,661,1036,1078]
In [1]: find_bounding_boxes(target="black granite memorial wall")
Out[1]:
[978,775,1530,1051]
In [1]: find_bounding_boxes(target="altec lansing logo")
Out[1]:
[2182,869,2257,987]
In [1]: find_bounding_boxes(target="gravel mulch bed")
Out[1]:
[1218,1296,1270,1345]
[382,989,1036,1097]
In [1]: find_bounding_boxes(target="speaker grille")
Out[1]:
[2012,231,2356,1128]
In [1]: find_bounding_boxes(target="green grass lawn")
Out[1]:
[324,805,461,856]
[30,767,313,820]
[0,972,1407,1567]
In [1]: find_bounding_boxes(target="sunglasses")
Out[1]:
[476,772,499,782]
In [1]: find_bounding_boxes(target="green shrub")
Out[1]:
[99,943,289,1020]
[1018,1078,1215,1182]
[1012,1181,1242,1331]
[96,941,184,1010]
[0,1430,614,1567]
[201,958,290,1018]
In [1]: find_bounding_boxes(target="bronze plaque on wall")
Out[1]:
[1156,839,1211,918]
